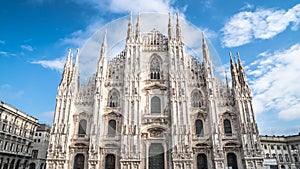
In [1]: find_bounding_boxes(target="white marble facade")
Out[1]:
[46,13,264,169]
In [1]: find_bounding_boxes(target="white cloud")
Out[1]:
[70,0,178,14]
[21,45,34,51]
[31,57,66,71]
[222,4,300,47]
[248,43,300,121]
[0,51,17,57]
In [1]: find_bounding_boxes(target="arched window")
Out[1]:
[151,96,161,114]
[197,154,208,169]
[281,165,285,169]
[293,154,299,162]
[195,120,203,136]
[78,119,87,136]
[279,154,283,162]
[73,154,84,169]
[227,153,238,169]
[285,154,289,162]
[150,57,160,80]
[108,91,119,107]
[224,119,232,135]
[29,163,35,169]
[105,154,115,169]
[192,91,202,107]
[108,120,116,137]
[149,143,164,169]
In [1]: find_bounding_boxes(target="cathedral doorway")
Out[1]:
[105,154,116,169]
[149,143,164,169]
[227,153,238,169]
[197,153,208,169]
[73,154,85,169]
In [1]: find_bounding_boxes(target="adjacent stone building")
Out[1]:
[47,13,264,169]
[0,100,39,169]
[260,134,300,169]
[30,124,51,169]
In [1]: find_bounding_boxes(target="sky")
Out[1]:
[1,0,300,136]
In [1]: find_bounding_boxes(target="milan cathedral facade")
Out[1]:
[46,13,264,169]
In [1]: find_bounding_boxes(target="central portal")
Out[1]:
[149,143,164,169]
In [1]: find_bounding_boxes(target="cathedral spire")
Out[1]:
[72,49,80,90]
[176,12,182,41]
[168,12,173,39]
[127,12,133,42]
[202,32,210,64]
[230,52,239,88]
[225,71,230,94]
[59,49,72,86]
[100,30,107,60]
[135,12,142,42]
[73,49,79,77]
[236,52,247,87]
[97,31,107,76]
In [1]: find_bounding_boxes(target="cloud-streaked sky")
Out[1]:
[0,1,300,135]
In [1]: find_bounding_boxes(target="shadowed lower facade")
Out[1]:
[46,13,264,169]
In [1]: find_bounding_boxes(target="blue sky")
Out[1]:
[1,0,300,135]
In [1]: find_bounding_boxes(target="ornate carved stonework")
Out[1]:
[47,13,264,169]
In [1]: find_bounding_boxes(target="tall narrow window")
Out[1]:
[78,119,87,136]
[192,91,202,107]
[197,154,208,169]
[150,57,160,79]
[108,120,116,137]
[195,120,203,136]
[108,91,119,107]
[105,154,116,169]
[149,143,164,169]
[293,154,298,162]
[151,96,161,114]
[227,153,238,169]
[224,119,232,135]
[73,154,84,169]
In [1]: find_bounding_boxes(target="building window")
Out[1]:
[105,154,116,169]
[291,145,296,150]
[78,119,87,136]
[32,150,38,159]
[264,145,267,149]
[108,90,119,107]
[74,154,84,169]
[197,154,208,169]
[150,57,160,80]
[285,154,289,162]
[271,145,274,150]
[283,145,287,150]
[227,153,238,169]
[272,154,276,158]
[224,119,232,135]
[39,133,42,136]
[191,91,202,107]
[277,145,281,150]
[195,119,203,136]
[279,154,283,162]
[149,143,164,169]
[293,154,299,162]
[151,96,161,114]
[108,120,116,137]
[266,153,270,159]
[2,124,6,131]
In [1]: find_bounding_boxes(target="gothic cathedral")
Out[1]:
[46,13,264,169]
